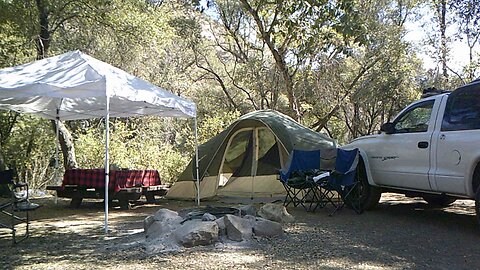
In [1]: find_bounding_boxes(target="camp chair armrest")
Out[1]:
[14,182,28,188]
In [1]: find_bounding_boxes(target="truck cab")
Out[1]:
[346,79,480,222]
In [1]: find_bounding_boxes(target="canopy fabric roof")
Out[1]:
[0,50,196,120]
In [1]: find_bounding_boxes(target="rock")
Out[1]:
[202,213,217,221]
[143,215,155,231]
[237,204,257,216]
[243,215,257,226]
[145,233,181,253]
[257,203,294,223]
[215,217,226,236]
[145,208,183,240]
[253,217,284,237]
[224,214,253,242]
[154,208,181,222]
[173,220,219,247]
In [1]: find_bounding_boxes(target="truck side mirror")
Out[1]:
[380,122,395,134]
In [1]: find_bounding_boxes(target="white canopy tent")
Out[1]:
[0,50,200,232]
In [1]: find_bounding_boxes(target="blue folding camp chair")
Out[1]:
[316,148,362,216]
[279,149,322,211]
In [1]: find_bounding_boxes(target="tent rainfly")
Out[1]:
[166,110,337,200]
[0,50,199,233]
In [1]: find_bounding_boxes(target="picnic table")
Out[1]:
[47,169,168,209]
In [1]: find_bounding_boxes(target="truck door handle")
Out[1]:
[418,141,429,148]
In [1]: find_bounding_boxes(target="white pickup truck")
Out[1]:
[346,79,480,223]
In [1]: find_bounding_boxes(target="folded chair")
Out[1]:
[316,148,362,216]
[0,169,40,244]
[279,149,322,211]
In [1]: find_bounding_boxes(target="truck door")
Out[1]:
[372,99,437,191]
[433,90,480,196]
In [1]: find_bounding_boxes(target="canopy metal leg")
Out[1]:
[104,97,110,234]
[194,117,200,206]
[54,113,60,204]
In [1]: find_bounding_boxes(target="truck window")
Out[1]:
[442,91,480,131]
[393,100,434,133]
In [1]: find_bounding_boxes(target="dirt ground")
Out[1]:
[1,193,479,270]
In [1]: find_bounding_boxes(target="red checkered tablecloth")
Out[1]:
[62,169,161,193]
[114,170,161,188]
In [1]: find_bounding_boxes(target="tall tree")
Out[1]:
[232,0,366,121]
[425,0,451,83]
[450,0,480,81]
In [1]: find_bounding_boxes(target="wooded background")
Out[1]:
[0,0,478,189]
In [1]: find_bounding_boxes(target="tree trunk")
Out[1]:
[0,147,6,171]
[469,45,475,80]
[239,0,301,121]
[36,0,50,59]
[434,0,448,81]
[36,0,78,169]
[51,120,78,169]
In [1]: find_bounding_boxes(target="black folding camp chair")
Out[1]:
[279,149,322,211]
[0,169,40,244]
[316,148,362,216]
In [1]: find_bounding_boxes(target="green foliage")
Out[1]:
[198,111,240,144]
[2,115,56,190]
[74,118,192,184]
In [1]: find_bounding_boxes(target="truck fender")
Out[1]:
[357,148,379,187]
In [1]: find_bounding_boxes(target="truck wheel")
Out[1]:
[422,195,456,207]
[475,187,480,226]
[358,161,382,210]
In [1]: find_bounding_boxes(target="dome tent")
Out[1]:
[167,110,337,200]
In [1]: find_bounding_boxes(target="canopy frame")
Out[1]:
[0,50,201,233]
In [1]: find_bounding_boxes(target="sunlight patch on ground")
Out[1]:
[209,250,265,264]
[317,258,411,270]
[15,261,159,270]
[104,228,144,240]
[37,219,104,235]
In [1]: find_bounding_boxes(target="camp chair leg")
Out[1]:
[326,183,363,216]
[315,186,344,216]
[1,208,32,245]
[310,186,328,212]
[282,183,297,208]
[303,186,323,212]
[11,212,31,245]
[327,192,343,216]
[341,183,363,214]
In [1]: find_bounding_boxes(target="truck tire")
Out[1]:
[422,195,456,207]
[358,160,382,210]
[475,186,480,226]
